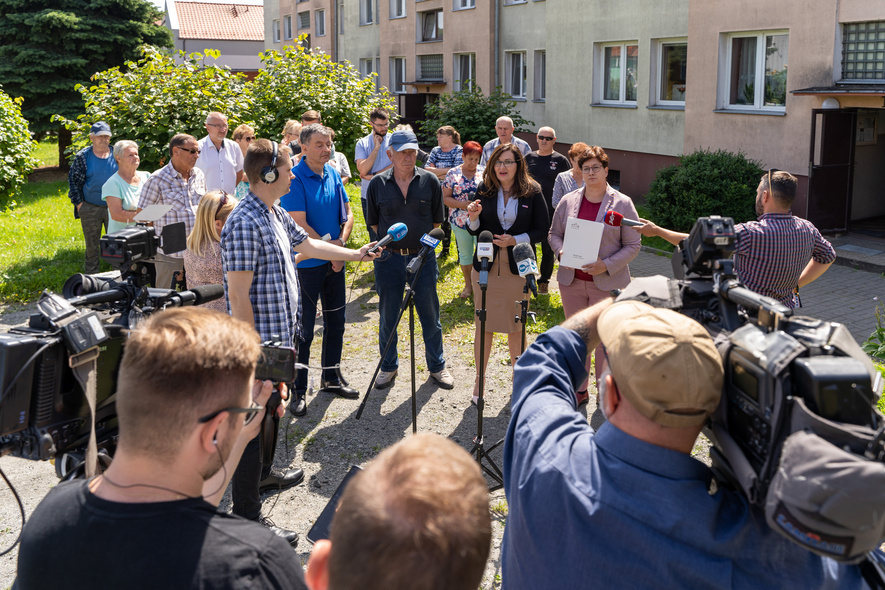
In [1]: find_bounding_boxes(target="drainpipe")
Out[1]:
[494,0,500,88]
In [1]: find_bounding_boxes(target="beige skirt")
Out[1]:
[471,248,529,334]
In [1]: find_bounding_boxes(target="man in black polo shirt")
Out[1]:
[525,126,570,294]
[365,129,453,391]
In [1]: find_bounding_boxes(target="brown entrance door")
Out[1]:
[807,109,856,232]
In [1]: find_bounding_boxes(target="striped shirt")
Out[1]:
[734,213,836,308]
[426,145,464,170]
[552,171,583,210]
[138,162,206,257]
[221,192,308,347]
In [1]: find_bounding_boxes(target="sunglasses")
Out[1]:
[198,401,264,426]
[537,135,555,141]
[243,136,255,142]
[177,147,201,155]
[214,192,229,219]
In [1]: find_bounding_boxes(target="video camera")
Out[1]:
[619,215,885,564]
[0,222,224,477]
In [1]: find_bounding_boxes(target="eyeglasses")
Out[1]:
[207,123,228,130]
[537,136,555,142]
[582,165,605,175]
[177,147,201,155]
[243,136,255,142]
[495,160,517,167]
[214,192,229,219]
[198,401,264,426]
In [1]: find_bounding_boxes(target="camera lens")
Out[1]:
[63,274,115,298]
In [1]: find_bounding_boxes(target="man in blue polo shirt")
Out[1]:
[281,124,358,416]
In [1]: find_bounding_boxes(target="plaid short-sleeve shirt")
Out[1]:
[221,192,308,347]
[137,162,206,258]
[734,212,836,308]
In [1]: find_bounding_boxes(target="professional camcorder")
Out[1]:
[0,223,225,477]
[617,216,885,565]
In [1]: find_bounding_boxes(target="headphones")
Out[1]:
[259,140,279,184]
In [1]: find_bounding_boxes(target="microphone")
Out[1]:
[603,210,644,228]
[368,222,408,253]
[512,242,539,298]
[477,231,494,288]
[151,284,225,308]
[406,228,445,274]
[67,289,130,307]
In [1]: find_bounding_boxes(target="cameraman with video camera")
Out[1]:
[637,170,835,308]
[501,298,875,588]
[15,308,307,589]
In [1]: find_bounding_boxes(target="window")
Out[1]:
[283,15,293,40]
[390,0,405,19]
[360,0,374,25]
[842,22,885,81]
[272,19,280,43]
[420,10,443,42]
[454,0,474,9]
[655,40,687,105]
[360,58,380,91]
[316,10,325,36]
[506,52,526,98]
[418,54,444,81]
[534,50,546,101]
[504,0,527,4]
[298,11,310,30]
[454,53,475,92]
[597,42,638,104]
[390,57,406,93]
[723,31,788,110]
[339,2,345,34]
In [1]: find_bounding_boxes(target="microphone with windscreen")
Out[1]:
[406,228,445,274]
[368,222,408,253]
[476,231,494,288]
[603,210,644,228]
[512,242,539,298]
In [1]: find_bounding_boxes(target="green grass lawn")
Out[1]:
[31,138,59,168]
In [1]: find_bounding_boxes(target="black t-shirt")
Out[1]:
[525,151,571,203]
[365,167,444,250]
[15,479,307,590]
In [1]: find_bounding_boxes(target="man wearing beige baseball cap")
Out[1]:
[500,298,869,589]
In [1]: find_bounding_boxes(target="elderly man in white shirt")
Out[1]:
[195,111,244,193]
[479,116,531,167]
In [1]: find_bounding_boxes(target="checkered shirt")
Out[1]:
[221,191,308,347]
[137,162,206,258]
[734,213,836,308]
[67,146,91,205]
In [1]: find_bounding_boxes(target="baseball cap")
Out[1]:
[597,301,723,428]
[388,130,419,152]
[90,121,112,137]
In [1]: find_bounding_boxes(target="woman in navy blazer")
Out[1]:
[465,143,550,403]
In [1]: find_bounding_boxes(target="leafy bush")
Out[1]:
[419,85,534,147]
[0,86,38,201]
[249,43,396,161]
[863,303,885,360]
[645,149,764,233]
[54,46,248,170]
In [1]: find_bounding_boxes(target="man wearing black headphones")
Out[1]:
[222,139,379,545]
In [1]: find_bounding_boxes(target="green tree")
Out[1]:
[419,85,534,147]
[248,41,396,160]
[0,0,172,162]
[0,86,39,201]
[55,46,248,171]
[646,149,764,233]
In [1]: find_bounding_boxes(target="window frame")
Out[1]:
[297,11,310,30]
[840,21,885,83]
[504,0,527,5]
[596,41,639,105]
[360,0,375,25]
[533,50,546,101]
[390,0,406,19]
[315,9,326,36]
[272,19,280,43]
[454,53,476,92]
[652,38,687,107]
[505,51,527,99]
[418,54,444,81]
[453,0,475,10]
[390,57,407,94]
[283,15,293,40]
[719,30,789,112]
[419,9,443,42]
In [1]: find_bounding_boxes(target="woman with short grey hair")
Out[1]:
[102,140,151,234]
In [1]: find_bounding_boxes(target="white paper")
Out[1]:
[133,204,173,223]
[560,217,604,270]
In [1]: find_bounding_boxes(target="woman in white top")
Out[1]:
[101,140,151,234]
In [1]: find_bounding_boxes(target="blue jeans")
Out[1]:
[374,251,445,373]
[295,262,346,392]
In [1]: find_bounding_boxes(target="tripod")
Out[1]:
[470,274,505,491]
[514,283,537,358]
[356,251,433,434]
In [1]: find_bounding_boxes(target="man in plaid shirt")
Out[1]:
[222,139,378,545]
[637,170,835,308]
[137,134,206,288]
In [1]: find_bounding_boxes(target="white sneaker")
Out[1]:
[375,369,397,390]
[430,368,455,389]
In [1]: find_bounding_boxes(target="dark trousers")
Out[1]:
[539,237,555,284]
[231,435,272,520]
[295,262,346,392]
[79,202,108,274]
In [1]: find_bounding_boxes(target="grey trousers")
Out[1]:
[79,202,109,274]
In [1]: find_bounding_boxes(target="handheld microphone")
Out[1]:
[406,228,445,274]
[477,231,494,288]
[368,222,408,253]
[603,210,644,228]
[512,242,539,298]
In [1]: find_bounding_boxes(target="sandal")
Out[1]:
[460,288,472,299]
